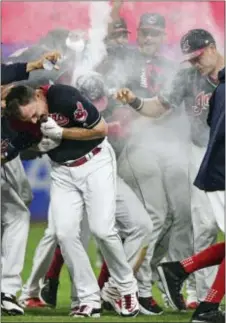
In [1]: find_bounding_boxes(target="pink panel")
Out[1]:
[2,1,225,44]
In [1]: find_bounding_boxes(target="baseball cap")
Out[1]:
[76,73,108,112]
[138,13,166,30]
[111,18,130,34]
[181,29,216,61]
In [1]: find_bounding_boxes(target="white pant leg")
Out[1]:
[50,163,100,307]
[20,225,57,300]
[190,144,219,301]
[118,144,168,298]
[76,139,137,296]
[206,191,225,233]
[1,166,30,296]
[161,142,197,301]
[116,176,153,272]
[2,156,33,206]
[70,213,92,307]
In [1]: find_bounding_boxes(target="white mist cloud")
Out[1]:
[71,1,111,84]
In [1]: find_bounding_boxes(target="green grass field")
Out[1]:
[2,223,225,322]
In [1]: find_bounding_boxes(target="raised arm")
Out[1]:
[107,0,124,36]
[114,88,169,118]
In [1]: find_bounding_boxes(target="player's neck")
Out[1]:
[209,53,224,81]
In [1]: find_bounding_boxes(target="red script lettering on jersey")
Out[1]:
[192,91,212,116]
[49,113,69,126]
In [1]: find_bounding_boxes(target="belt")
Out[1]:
[63,147,102,167]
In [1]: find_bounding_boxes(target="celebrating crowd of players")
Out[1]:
[1,1,225,322]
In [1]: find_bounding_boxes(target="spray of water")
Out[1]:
[71,1,111,84]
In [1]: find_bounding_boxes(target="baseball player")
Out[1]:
[108,13,196,310]
[115,29,224,304]
[106,18,130,47]
[4,83,139,318]
[18,73,153,314]
[1,51,61,316]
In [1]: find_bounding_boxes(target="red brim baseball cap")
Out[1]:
[92,96,108,112]
[182,48,205,62]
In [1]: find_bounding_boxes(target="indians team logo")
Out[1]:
[74,102,88,122]
[147,15,157,24]
[49,113,69,126]
[192,91,212,116]
[182,39,190,52]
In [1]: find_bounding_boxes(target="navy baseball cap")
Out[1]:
[181,29,216,61]
[111,18,130,34]
[138,13,166,30]
[76,73,108,111]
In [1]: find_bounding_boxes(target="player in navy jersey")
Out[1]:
[4,83,139,318]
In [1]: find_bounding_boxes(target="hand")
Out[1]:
[114,88,136,105]
[40,117,63,141]
[37,136,61,152]
[1,84,14,108]
[26,50,61,72]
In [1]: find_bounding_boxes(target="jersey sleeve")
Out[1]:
[1,63,29,85]
[48,84,101,128]
[158,68,189,109]
[1,117,39,162]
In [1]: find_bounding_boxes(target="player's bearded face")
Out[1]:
[19,98,48,124]
[189,46,218,76]
[137,28,165,56]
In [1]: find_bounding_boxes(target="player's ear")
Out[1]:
[34,89,42,100]
[209,43,217,53]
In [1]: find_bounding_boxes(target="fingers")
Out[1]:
[43,50,61,62]
[41,50,61,70]
[1,84,14,100]
[1,100,6,109]
[113,88,126,99]
[114,88,132,104]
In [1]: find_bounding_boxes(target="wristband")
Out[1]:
[129,97,144,111]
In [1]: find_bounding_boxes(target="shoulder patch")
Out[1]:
[74,102,88,122]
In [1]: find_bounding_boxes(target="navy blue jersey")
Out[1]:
[1,116,39,162]
[194,68,225,191]
[1,63,29,85]
[46,84,104,163]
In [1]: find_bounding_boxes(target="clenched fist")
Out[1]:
[40,117,63,141]
[114,88,136,104]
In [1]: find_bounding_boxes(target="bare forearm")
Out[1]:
[62,126,107,141]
